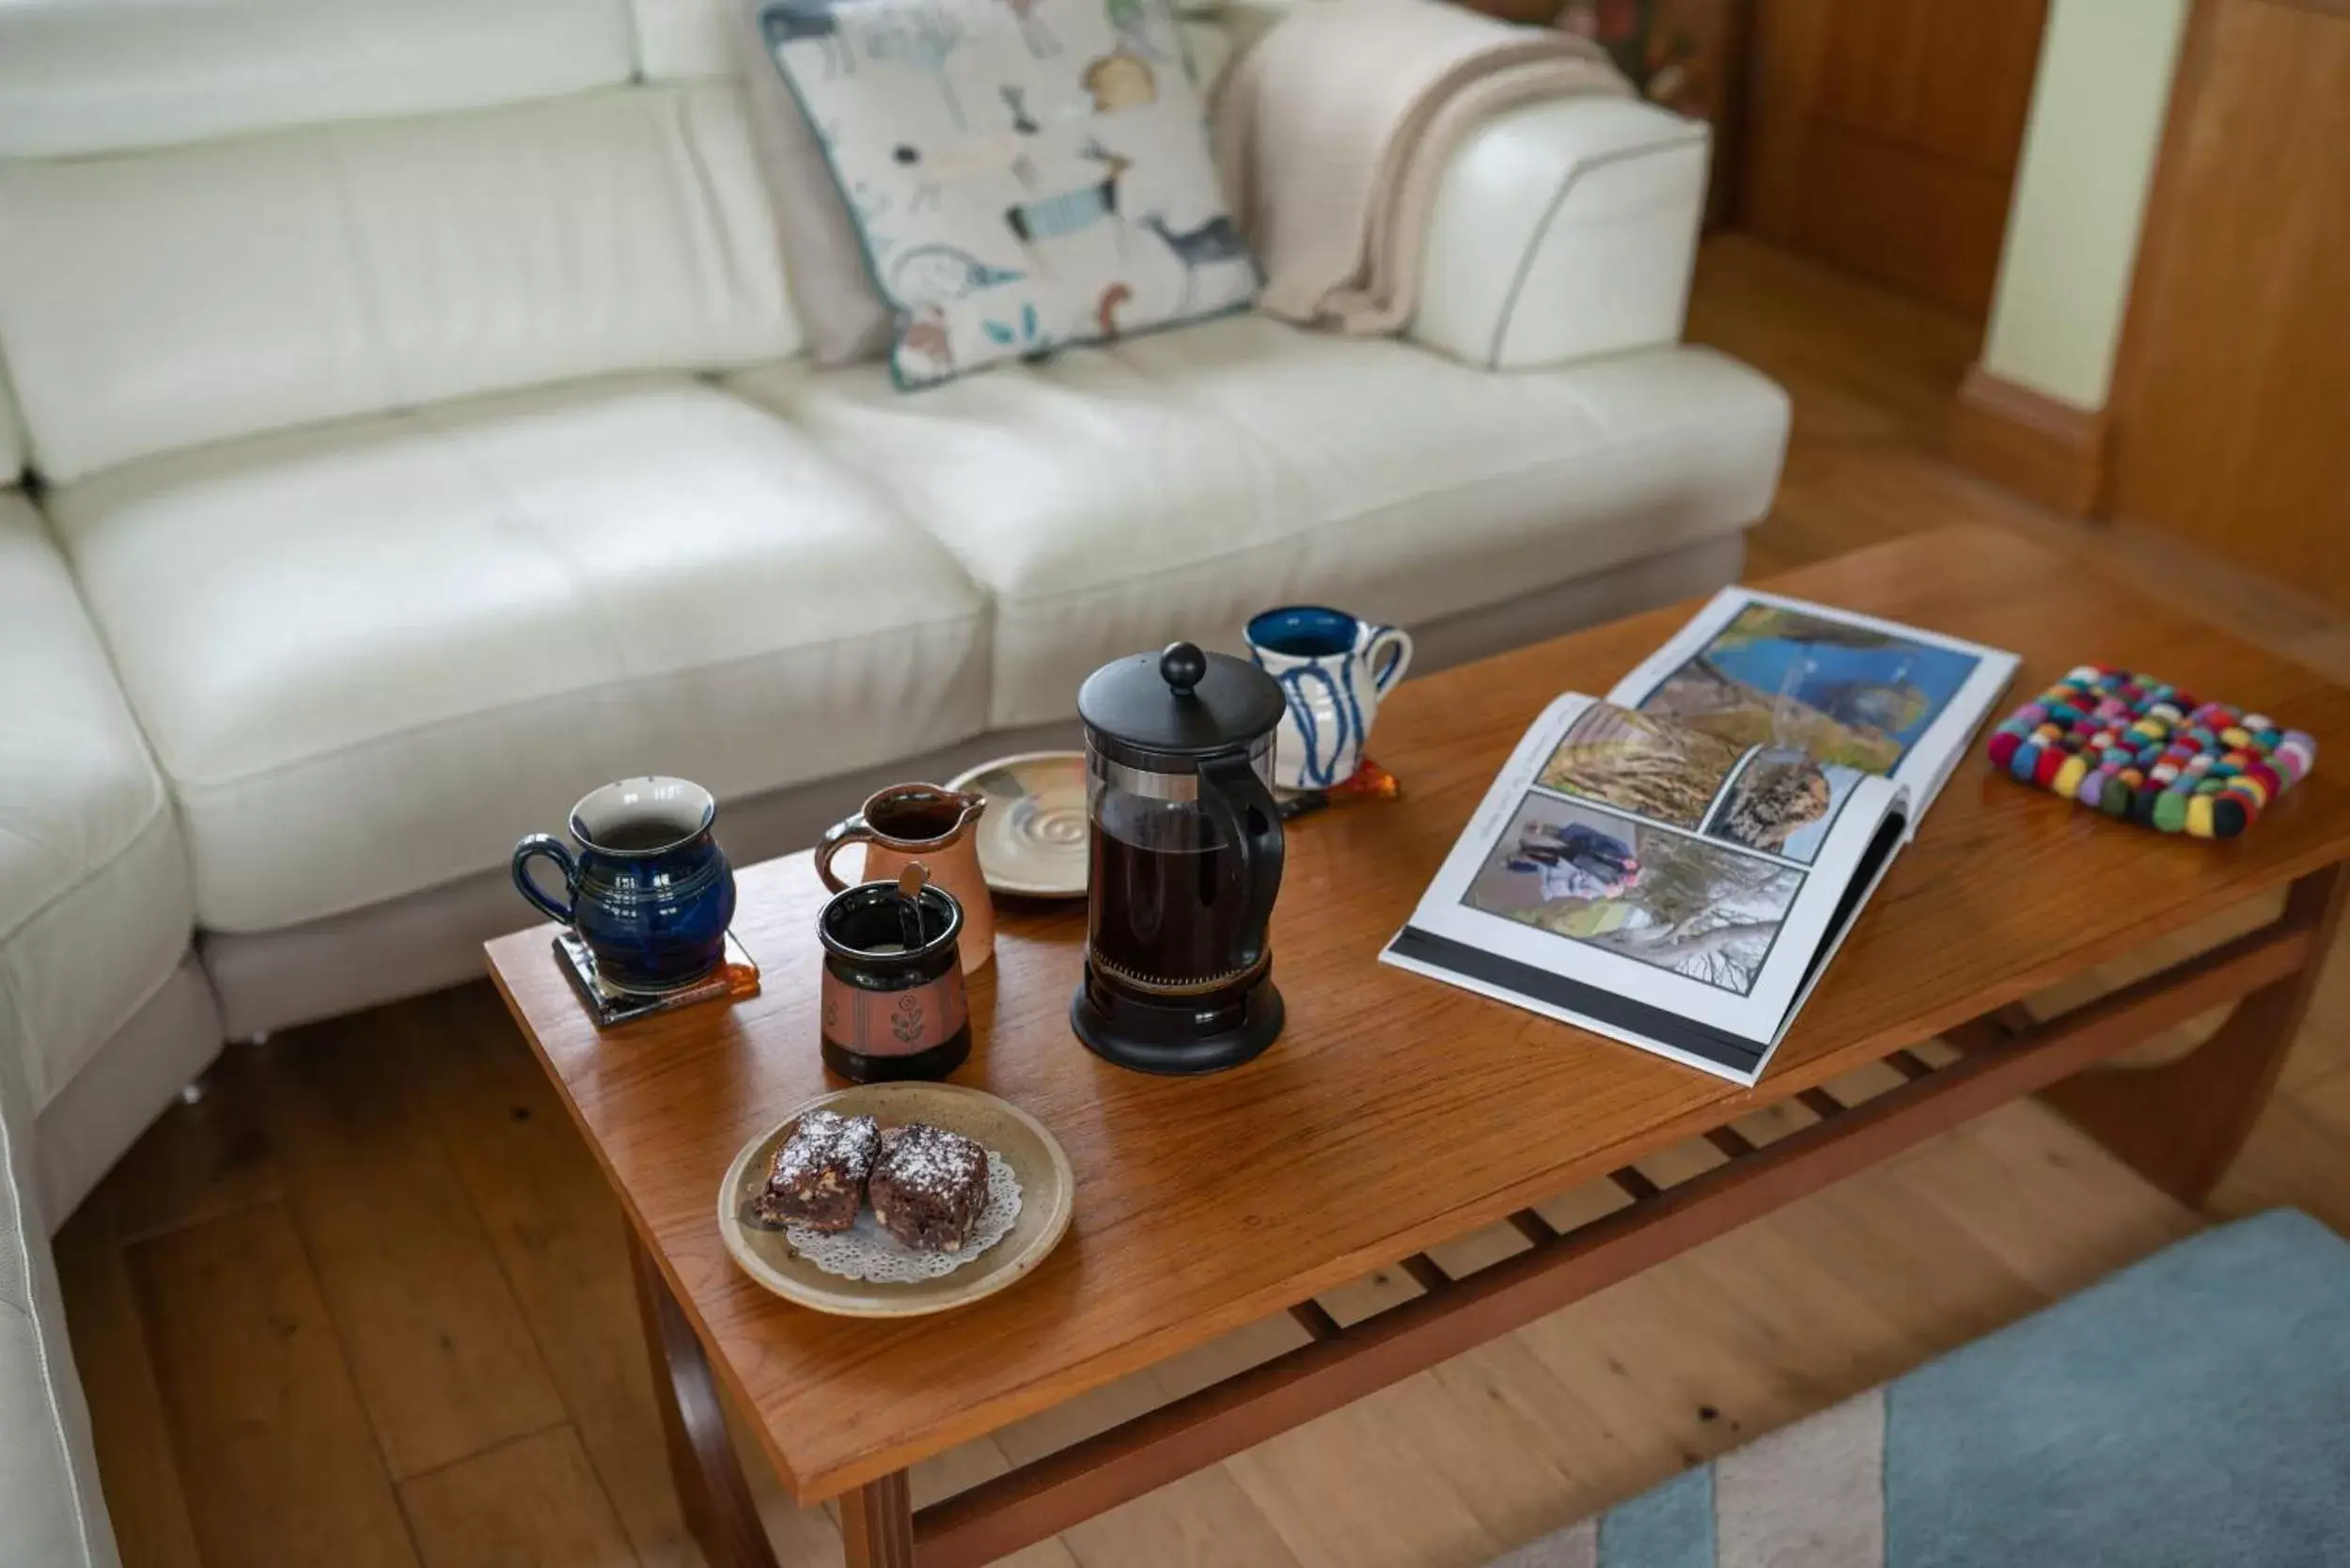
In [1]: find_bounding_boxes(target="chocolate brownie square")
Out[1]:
[867,1122,990,1253]
[754,1108,879,1232]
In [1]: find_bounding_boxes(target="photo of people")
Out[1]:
[1538,701,1746,829]
[1700,747,1863,865]
[1464,793,1803,996]
[1636,604,1982,776]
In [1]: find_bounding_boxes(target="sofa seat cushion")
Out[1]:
[45,378,989,933]
[728,316,1789,728]
[0,493,201,1119]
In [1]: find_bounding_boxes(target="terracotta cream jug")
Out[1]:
[815,783,995,973]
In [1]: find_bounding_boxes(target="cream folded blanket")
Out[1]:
[1214,0,1632,335]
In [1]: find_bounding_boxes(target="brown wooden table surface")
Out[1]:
[487,523,2350,1508]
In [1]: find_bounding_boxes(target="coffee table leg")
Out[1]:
[841,1469,917,1568]
[628,1232,782,1568]
[2042,861,2349,1207]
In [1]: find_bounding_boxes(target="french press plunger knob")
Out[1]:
[1160,641,1208,695]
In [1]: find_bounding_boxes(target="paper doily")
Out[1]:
[784,1150,1022,1282]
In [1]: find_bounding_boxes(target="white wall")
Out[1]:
[1979,0,2190,411]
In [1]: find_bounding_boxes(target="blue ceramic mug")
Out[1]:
[511,776,737,994]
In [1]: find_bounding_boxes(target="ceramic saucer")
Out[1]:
[946,750,1089,899]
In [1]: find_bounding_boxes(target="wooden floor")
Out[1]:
[57,236,2350,1568]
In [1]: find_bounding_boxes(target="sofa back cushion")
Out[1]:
[0,0,802,482]
[630,0,743,79]
[0,0,639,158]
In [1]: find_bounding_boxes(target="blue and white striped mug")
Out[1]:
[1245,606,1415,792]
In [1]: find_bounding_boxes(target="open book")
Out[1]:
[1381,588,2021,1084]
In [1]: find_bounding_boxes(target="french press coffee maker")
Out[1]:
[1072,641,1289,1074]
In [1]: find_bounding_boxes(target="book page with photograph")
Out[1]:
[1605,589,2020,824]
[1537,701,1873,869]
[1383,694,1909,1082]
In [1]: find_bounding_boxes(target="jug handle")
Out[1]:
[1197,751,1286,972]
[814,812,872,893]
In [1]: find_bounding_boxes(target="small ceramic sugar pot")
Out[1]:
[818,866,972,1084]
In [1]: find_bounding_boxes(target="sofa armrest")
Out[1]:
[0,493,200,1110]
[1407,96,1709,371]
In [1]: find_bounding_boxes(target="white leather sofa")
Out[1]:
[0,2,1785,1559]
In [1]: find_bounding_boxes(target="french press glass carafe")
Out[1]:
[1072,641,1288,1074]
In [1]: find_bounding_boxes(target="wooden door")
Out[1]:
[2108,0,2350,611]
[1744,0,2047,317]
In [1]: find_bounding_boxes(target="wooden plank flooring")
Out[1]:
[399,1428,639,1568]
[55,235,2350,1566]
[125,1206,423,1568]
[247,1011,569,1482]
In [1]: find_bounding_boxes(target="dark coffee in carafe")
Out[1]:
[1087,828,1254,994]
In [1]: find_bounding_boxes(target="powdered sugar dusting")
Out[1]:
[771,1108,878,1189]
[873,1123,984,1201]
[786,1151,1021,1283]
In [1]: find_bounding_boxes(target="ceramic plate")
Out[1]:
[947,750,1089,899]
[717,1082,1074,1318]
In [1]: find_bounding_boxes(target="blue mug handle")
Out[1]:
[1362,623,1415,696]
[511,833,579,924]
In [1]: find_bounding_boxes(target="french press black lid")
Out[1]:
[1076,641,1288,769]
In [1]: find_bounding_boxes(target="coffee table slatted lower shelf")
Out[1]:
[1286,1298,1343,1343]
[1703,1124,1760,1159]
[908,909,2320,1568]
[1606,1166,1665,1203]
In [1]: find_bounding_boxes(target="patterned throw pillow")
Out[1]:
[754,0,1256,389]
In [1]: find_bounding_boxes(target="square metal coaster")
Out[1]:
[554,928,762,1028]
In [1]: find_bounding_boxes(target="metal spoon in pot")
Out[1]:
[896,861,930,952]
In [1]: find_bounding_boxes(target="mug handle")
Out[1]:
[510,834,578,924]
[815,812,874,893]
[1363,624,1415,696]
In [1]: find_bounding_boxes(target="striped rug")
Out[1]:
[1492,1210,2350,1567]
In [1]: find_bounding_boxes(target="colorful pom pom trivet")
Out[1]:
[1986,666,2314,839]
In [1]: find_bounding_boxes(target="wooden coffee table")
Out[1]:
[487,525,2350,1568]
